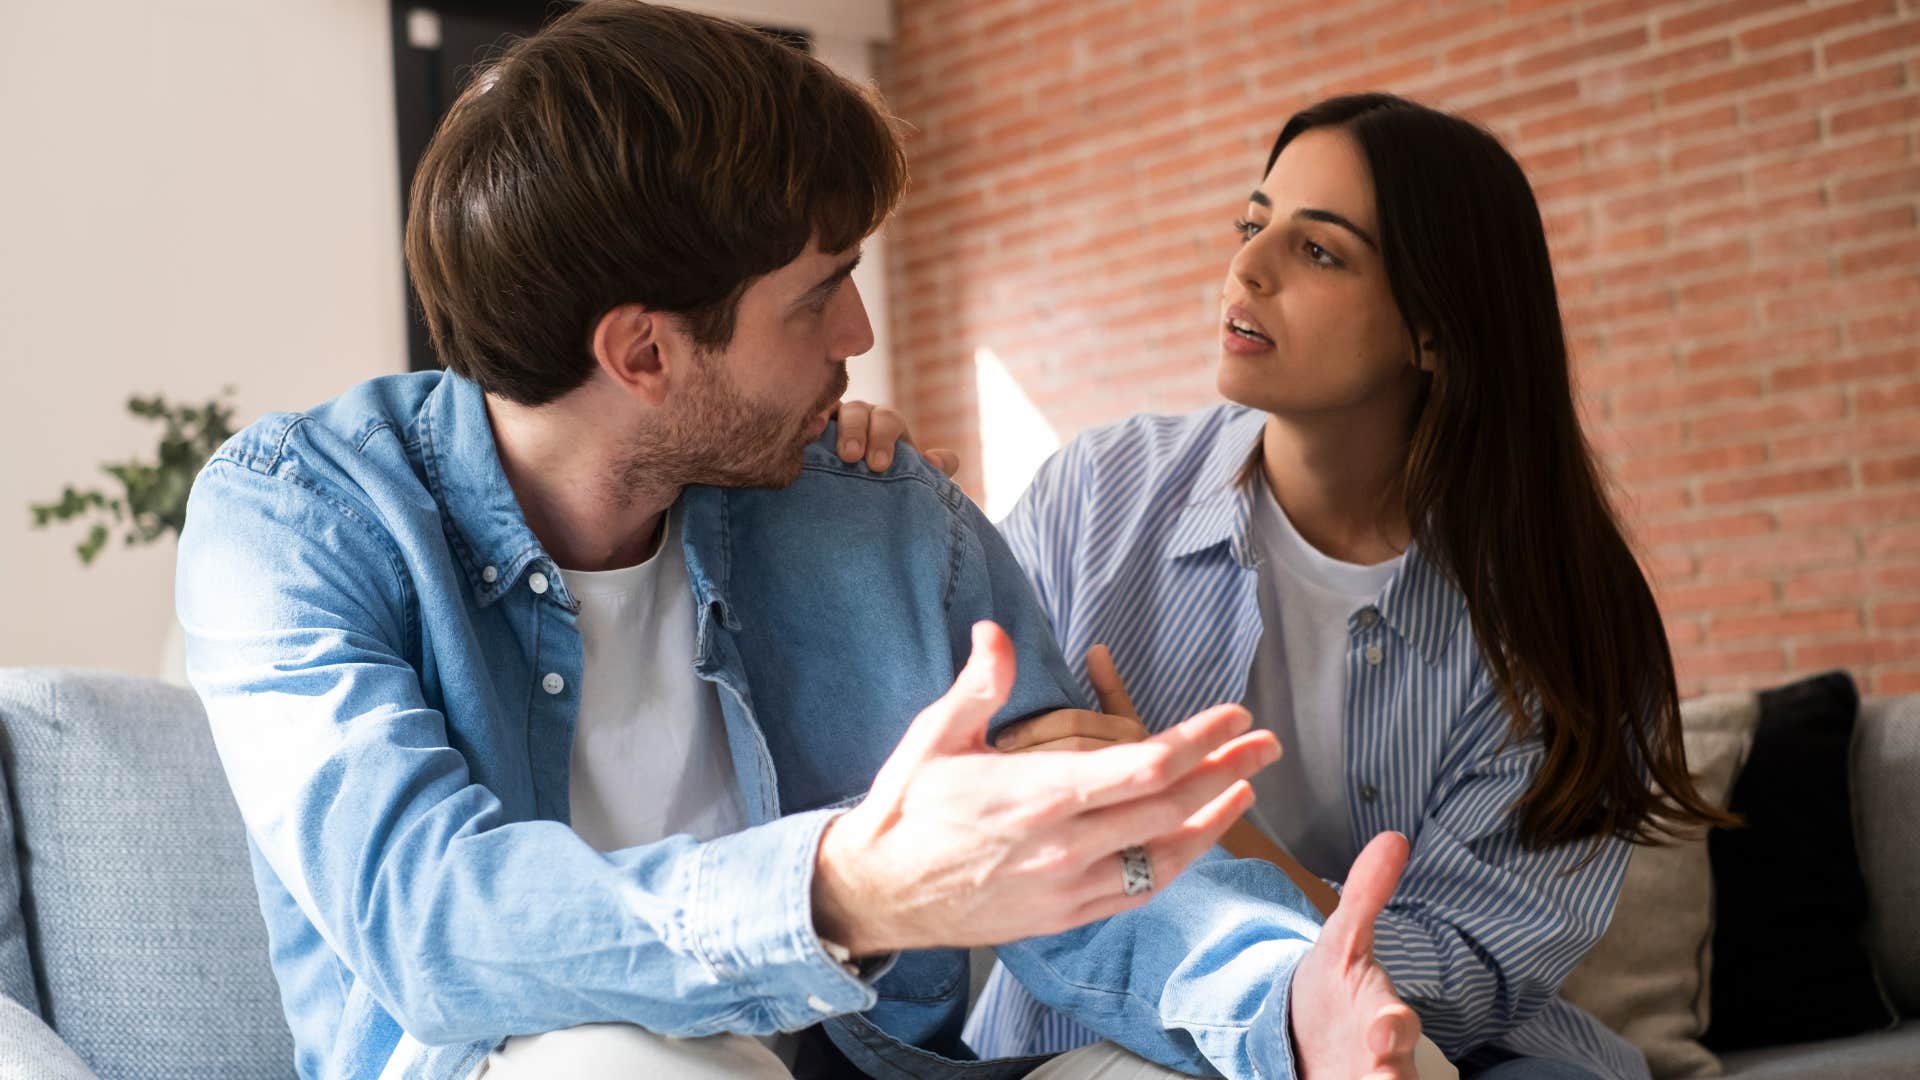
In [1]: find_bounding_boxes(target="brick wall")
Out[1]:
[878,0,1920,696]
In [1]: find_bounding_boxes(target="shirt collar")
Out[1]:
[1165,407,1265,564]
[1371,542,1470,668]
[416,370,553,608]
[1164,404,1467,666]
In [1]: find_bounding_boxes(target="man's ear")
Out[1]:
[591,303,672,405]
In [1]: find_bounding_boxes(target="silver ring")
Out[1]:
[1120,845,1154,896]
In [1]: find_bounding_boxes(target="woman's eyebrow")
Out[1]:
[1248,191,1378,252]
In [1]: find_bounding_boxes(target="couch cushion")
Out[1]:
[1704,672,1896,1052]
[1716,1019,1920,1079]
[0,669,293,1078]
[0,993,96,1080]
[1560,692,1758,1079]
[1853,694,1920,1017]
[0,752,39,1015]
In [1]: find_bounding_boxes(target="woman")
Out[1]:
[843,93,1732,1079]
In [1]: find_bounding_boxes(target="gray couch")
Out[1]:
[0,667,1912,1079]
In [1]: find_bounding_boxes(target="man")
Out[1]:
[176,4,1420,1078]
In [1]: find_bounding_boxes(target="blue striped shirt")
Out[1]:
[964,405,1649,1080]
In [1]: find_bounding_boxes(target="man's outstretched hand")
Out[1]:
[1291,831,1424,1080]
[811,622,1280,957]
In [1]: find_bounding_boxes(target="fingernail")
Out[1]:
[875,451,891,469]
[843,439,862,456]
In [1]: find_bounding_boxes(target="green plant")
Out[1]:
[30,390,238,565]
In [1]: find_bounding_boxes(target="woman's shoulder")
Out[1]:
[1071,402,1258,457]
[1047,403,1262,493]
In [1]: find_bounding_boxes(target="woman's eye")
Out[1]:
[1304,240,1340,267]
[1232,217,1263,243]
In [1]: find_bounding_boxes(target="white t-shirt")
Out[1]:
[557,509,746,852]
[1241,474,1404,881]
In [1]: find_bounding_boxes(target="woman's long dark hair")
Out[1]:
[1267,94,1737,849]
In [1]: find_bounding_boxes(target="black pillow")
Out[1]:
[1703,670,1896,1051]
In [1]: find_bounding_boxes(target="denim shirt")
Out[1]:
[176,371,1324,1080]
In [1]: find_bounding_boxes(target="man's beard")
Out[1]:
[621,356,849,499]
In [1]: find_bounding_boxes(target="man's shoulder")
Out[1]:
[211,371,444,477]
[795,421,957,496]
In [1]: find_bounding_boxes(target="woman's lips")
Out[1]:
[1223,303,1275,354]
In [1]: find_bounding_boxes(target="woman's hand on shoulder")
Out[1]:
[833,400,959,477]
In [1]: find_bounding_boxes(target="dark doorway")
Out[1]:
[388,1,812,373]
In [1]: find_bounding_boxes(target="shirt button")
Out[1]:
[529,571,549,595]
[1364,644,1384,666]
[807,995,835,1014]
[481,565,498,584]
[1358,608,1380,629]
[1360,784,1379,803]
[542,672,565,695]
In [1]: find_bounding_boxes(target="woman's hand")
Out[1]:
[833,400,959,477]
[992,646,1150,752]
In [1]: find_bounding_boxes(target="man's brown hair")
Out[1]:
[404,0,908,405]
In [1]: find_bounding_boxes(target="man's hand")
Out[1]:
[1291,832,1424,1080]
[811,622,1279,956]
[832,400,959,477]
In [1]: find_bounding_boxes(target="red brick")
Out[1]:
[1824,17,1920,66]
[1660,578,1778,614]
[1699,464,1854,504]
[1756,205,1917,261]
[1780,491,1920,529]
[1840,238,1920,278]
[1463,79,1582,122]
[1738,0,1898,52]
[1870,524,1920,558]
[1774,347,1920,391]
[1698,533,1861,578]
[1514,27,1651,80]
[1752,133,1909,192]
[1641,512,1777,546]
[1663,51,1815,107]
[1709,606,1863,643]
[1835,165,1920,204]
[1604,170,1745,223]
[1784,567,1874,604]
[1445,14,1577,66]
[1658,0,1804,40]
[1522,94,1659,142]
[1850,307,1920,343]
[1831,94,1920,136]
[1669,118,1821,174]
[1685,326,1843,373]
[1864,453,1920,487]
[1877,601,1920,629]
[1745,62,1908,121]
[1680,646,1789,678]
[1793,635,1920,668]
[1620,442,1768,483]
[1860,378,1920,412]
[1873,666,1920,694]
[1772,417,1920,462]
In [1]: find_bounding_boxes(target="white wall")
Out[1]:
[0,0,407,673]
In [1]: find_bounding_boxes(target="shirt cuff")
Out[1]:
[686,807,885,1029]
